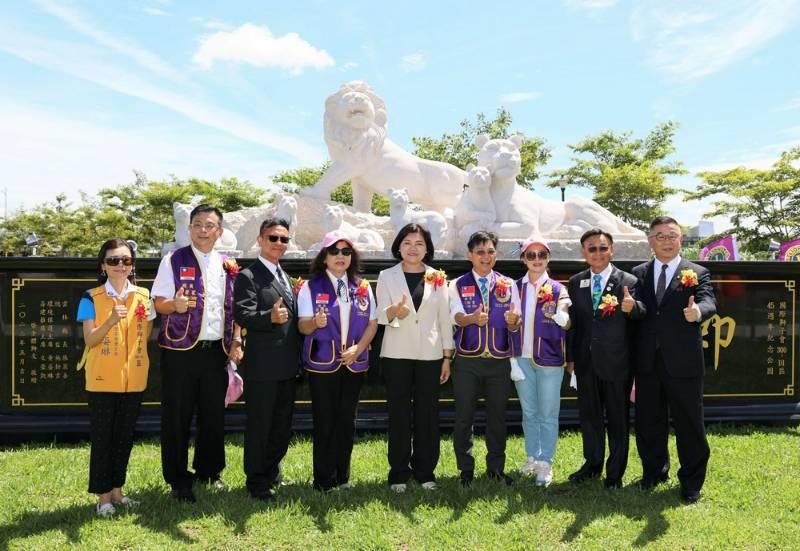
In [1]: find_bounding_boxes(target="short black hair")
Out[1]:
[259,217,290,235]
[309,240,363,281]
[467,230,498,251]
[580,228,614,245]
[649,215,679,230]
[190,204,224,224]
[96,238,135,284]
[391,223,434,263]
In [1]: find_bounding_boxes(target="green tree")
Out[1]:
[685,147,800,252]
[548,121,684,230]
[412,107,551,189]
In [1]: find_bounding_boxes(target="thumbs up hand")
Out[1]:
[314,305,328,329]
[394,294,411,320]
[621,286,635,314]
[271,296,289,324]
[109,297,128,324]
[683,294,700,322]
[473,303,489,327]
[174,286,189,313]
[504,301,521,327]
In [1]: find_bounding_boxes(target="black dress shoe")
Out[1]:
[604,478,622,489]
[638,472,669,490]
[170,487,196,503]
[680,489,701,504]
[250,490,274,502]
[568,463,602,483]
[459,470,474,487]
[486,470,513,486]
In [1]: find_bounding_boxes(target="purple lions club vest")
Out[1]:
[517,277,566,367]
[303,275,371,373]
[454,271,518,359]
[158,246,235,353]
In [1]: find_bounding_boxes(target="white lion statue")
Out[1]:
[303,81,466,213]
[475,134,641,238]
[388,188,448,249]
[454,164,497,241]
[274,194,299,251]
[309,204,386,252]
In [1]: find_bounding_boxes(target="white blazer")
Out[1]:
[376,263,455,360]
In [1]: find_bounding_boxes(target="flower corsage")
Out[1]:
[424,269,447,290]
[679,269,698,289]
[494,276,513,298]
[537,283,554,304]
[355,278,370,300]
[597,294,618,318]
[223,258,240,277]
[134,301,148,320]
[290,276,305,296]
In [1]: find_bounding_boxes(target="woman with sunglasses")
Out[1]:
[512,236,571,487]
[297,230,378,492]
[76,239,155,517]
[375,223,454,492]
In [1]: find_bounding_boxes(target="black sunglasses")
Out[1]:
[327,246,353,257]
[587,245,610,253]
[524,251,549,261]
[104,256,133,266]
[267,235,291,243]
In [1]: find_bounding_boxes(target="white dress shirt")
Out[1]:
[298,271,377,345]
[448,269,522,324]
[520,271,571,358]
[653,256,682,294]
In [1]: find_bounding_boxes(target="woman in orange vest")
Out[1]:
[76,238,155,517]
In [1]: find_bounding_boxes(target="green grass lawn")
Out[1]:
[1,425,798,550]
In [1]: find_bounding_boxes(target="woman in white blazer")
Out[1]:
[376,223,454,492]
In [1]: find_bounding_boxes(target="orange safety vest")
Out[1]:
[78,285,152,392]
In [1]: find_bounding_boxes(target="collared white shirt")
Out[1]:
[103,280,157,321]
[258,255,290,291]
[653,256,682,294]
[298,271,377,345]
[448,269,522,324]
[520,271,571,358]
[151,245,225,340]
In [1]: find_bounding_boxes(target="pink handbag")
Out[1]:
[225,360,244,407]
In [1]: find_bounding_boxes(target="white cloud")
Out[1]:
[190,16,234,31]
[400,52,426,72]
[143,7,170,17]
[564,0,619,10]
[499,92,542,104]
[631,0,800,80]
[193,23,335,74]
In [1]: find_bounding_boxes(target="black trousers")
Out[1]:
[575,363,630,480]
[88,391,143,494]
[160,343,228,490]
[244,377,296,496]
[635,350,710,492]
[383,357,442,484]
[308,368,365,490]
[452,356,511,473]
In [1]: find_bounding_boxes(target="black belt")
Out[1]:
[197,340,221,349]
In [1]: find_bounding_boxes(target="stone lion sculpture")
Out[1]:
[162,202,238,254]
[274,194,299,251]
[454,164,496,241]
[475,133,641,238]
[388,188,448,249]
[309,204,386,252]
[303,81,466,213]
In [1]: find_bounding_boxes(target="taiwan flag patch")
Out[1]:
[315,293,330,306]
[461,285,476,297]
[180,267,196,280]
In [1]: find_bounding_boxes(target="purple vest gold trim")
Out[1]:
[454,271,518,359]
[157,246,235,353]
[303,275,371,373]
[517,277,566,367]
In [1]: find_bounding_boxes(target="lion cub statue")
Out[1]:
[454,164,496,241]
[388,188,448,249]
[309,204,385,252]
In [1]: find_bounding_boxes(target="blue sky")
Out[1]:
[1,0,799,230]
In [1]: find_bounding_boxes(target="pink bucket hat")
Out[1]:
[320,230,355,250]
[520,235,551,254]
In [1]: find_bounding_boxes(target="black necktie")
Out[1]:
[276,266,293,307]
[656,264,668,304]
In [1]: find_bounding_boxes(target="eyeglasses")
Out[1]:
[524,251,549,261]
[104,256,133,266]
[471,249,497,257]
[586,245,610,253]
[327,246,353,256]
[649,233,681,242]
[190,223,220,232]
[266,235,291,243]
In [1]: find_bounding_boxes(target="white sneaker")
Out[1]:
[421,481,437,491]
[115,496,139,508]
[96,502,116,518]
[519,457,539,475]
[390,483,407,493]
[338,482,352,490]
[536,462,553,487]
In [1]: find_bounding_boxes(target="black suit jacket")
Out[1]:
[631,258,716,378]
[566,265,645,382]
[233,260,300,382]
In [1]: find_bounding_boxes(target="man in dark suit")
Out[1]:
[566,229,645,488]
[632,216,717,504]
[234,217,301,501]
